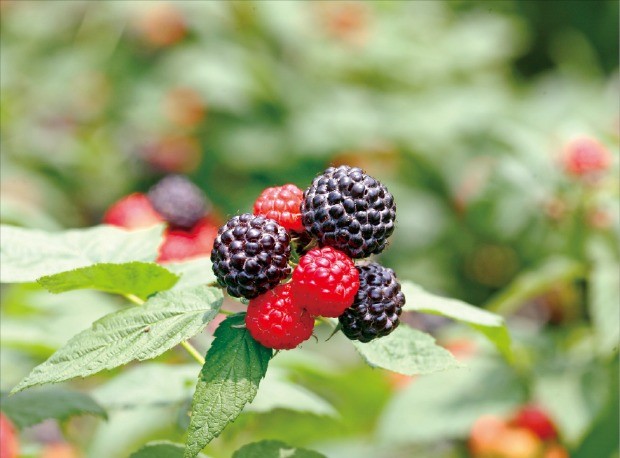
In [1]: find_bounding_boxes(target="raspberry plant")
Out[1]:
[0,167,512,458]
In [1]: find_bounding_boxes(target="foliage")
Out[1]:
[1,224,505,456]
[1,388,107,429]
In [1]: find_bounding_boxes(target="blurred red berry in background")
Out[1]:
[157,217,219,263]
[511,404,558,442]
[133,2,186,48]
[103,193,163,229]
[164,87,206,130]
[0,413,19,458]
[40,442,81,458]
[562,137,611,177]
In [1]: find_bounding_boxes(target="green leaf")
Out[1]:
[573,359,619,458]
[534,362,610,446]
[484,257,585,315]
[232,440,326,458]
[164,258,217,290]
[38,262,179,300]
[92,363,198,410]
[401,281,513,361]
[246,369,337,417]
[1,388,107,429]
[377,357,526,444]
[130,442,209,458]
[89,406,182,458]
[12,286,223,393]
[1,287,119,358]
[0,224,164,283]
[588,239,620,355]
[353,325,460,375]
[185,314,272,458]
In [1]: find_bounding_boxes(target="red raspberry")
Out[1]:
[157,217,218,263]
[253,184,304,233]
[292,246,359,317]
[103,193,163,229]
[562,137,611,177]
[245,283,314,350]
[511,405,558,441]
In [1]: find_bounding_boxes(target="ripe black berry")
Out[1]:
[211,213,292,299]
[148,175,209,229]
[301,165,396,259]
[339,262,405,342]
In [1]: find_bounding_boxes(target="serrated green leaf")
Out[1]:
[185,314,272,458]
[0,224,164,283]
[1,388,107,429]
[232,440,326,458]
[12,286,222,393]
[130,441,209,458]
[377,357,526,444]
[353,325,460,376]
[402,281,513,361]
[164,258,216,290]
[37,262,179,300]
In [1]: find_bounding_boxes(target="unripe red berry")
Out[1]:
[157,217,218,263]
[245,283,314,350]
[292,246,359,317]
[103,193,163,229]
[253,184,304,233]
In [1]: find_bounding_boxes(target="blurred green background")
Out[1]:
[1,1,618,457]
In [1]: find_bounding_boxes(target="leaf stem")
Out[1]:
[180,340,206,365]
[123,292,205,365]
[219,309,235,315]
[124,293,145,305]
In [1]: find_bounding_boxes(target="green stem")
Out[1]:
[181,340,206,365]
[123,293,205,365]
[124,293,145,305]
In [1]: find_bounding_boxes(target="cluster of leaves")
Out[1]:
[0,223,511,456]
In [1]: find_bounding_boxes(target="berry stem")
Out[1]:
[124,293,145,305]
[123,293,205,365]
[180,340,206,365]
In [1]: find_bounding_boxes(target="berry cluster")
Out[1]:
[211,165,405,350]
[103,175,218,262]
